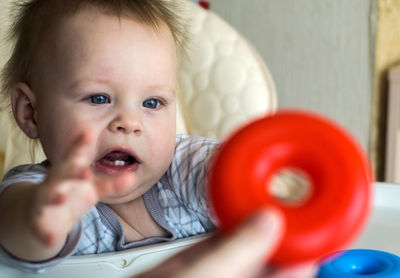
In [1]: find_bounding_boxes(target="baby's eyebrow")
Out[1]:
[66,80,176,97]
[67,78,113,92]
[146,85,176,95]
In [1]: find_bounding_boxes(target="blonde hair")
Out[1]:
[1,0,187,109]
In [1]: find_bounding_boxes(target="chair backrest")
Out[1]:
[177,1,277,139]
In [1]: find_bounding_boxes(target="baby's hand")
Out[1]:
[28,131,134,246]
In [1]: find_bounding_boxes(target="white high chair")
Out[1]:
[0,1,276,277]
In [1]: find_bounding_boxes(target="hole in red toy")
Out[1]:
[269,167,313,207]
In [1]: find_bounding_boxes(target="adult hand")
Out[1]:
[135,209,317,278]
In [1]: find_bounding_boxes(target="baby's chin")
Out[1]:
[99,183,152,205]
[100,193,139,205]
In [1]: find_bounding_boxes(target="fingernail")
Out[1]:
[43,233,56,246]
[82,131,93,143]
[78,169,92,179]
[51,193,66,204]
[252,208,283,232]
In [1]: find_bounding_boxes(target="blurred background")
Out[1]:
[204,0,400,182]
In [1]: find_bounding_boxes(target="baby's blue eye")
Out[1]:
[143,98,161,109]
[88,95,110,104]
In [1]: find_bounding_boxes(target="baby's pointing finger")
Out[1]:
[54,131,95,180]
[65,131,94,167]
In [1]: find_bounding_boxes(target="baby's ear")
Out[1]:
[11,83,39,139]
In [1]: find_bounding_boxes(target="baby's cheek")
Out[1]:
[152,135,175,167]
[152,141,174,162]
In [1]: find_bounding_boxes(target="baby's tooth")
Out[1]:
[114,160,125,166]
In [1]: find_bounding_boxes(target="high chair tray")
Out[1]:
[0,182,399,278]
[352,182,400,254]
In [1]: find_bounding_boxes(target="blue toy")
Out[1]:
[317,249,400,277]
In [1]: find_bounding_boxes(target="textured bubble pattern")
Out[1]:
[178,2,277,139]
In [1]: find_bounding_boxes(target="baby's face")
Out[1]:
[31,7,177,203]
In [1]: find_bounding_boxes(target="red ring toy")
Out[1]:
[208,110,372,265]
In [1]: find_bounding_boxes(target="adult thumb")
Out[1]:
[186,208,285,278]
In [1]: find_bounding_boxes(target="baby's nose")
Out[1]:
[108,114,142,135]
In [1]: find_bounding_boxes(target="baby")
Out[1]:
[0,0,217,272]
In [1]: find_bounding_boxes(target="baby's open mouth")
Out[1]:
[95,150,140,174]
[99,151,137,167]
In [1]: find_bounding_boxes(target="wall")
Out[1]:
[208,0,376,168]
[372,0,400,180]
